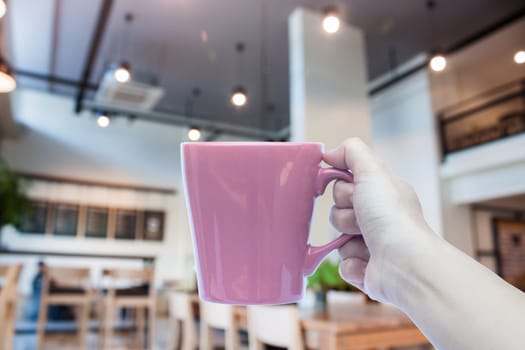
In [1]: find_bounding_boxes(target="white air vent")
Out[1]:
[95,72,164,111]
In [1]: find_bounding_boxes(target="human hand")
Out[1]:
[324,138,437,303]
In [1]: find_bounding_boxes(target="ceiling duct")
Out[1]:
[94,70,164,111]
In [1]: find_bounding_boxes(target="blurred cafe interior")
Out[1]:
[1,0,525,349]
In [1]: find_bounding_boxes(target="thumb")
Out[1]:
[323,138,383,179]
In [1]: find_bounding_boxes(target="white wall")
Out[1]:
[0,88,196,292]
[370,70,443,235]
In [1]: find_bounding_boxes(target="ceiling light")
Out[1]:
[188,127,201,141]
[114,61,131,83]
[0,64,16,93]
[97,114,110,128]
[514,50,525,64]
[0,1,6,19]
[231,86,247,107]
[323,14,340,34]
[429,55,446,72]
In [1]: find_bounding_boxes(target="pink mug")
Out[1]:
[182,142,353,304]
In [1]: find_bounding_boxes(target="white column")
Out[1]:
[288,8,371,245]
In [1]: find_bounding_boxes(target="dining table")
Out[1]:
[190,293,429,350]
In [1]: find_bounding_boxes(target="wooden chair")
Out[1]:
[200,300,242,350]
[37,266,92,350]
[167,291,197,350]
[247,305,304,350]
[0,264,23,350]
[99,267,156,350]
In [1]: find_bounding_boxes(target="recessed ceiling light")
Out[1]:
[514,50,525,64]
[429,55,447,72]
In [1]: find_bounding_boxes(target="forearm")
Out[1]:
[386,230,525,350]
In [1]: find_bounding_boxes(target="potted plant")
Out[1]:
[0,157,30,247]
[307,259,360,311]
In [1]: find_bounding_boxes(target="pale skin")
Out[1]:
[324,138,525,350]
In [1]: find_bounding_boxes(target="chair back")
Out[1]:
[247,305,304,350]
[168,291,197,350]
[0,264,22,301]
[102,267,155,297]
[200,301,235,329]
[44,266,91,292]
[0,264,22,350]
[169,291,194,322]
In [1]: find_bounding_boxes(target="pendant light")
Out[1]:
[0,60,16,93]
[514,50,525,64]
[230,42,248,107]
[0,1,7,19]
[188,127,201,141]
[96,112,110,128]
[231,86,247,107]
[113,13,133,83]
[0,1,15,94]
[430,55,447,72]
[322,6,340,34]
[426,0,447,73]
[114,61,131,83]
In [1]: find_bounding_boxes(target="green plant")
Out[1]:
[0,157,30,227]
[307,259,358,292]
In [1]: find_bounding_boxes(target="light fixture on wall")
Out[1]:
[429,54,447,72]
[0,60,16,93]
[230,42,248,108]
[231,86,247,107]
[114,61,131,83]
[188,127,201,141]
[514,50,525,64]
[0,1,7,19]
[322,7,340,34]
[97,113,110,128]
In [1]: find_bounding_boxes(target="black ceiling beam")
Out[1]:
[74,0,114,113]
[369,5,525,96]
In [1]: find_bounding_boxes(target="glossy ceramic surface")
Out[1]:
[182,142,353,304]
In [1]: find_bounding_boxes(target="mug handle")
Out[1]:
[303,167,354,276]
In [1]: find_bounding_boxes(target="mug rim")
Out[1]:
[182,141,323,147]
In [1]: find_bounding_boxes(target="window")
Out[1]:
[85,207,109,238]
[18,201,48,233]
[114,210,137,240]
[17,198,166,242]
[143,211,165,241]
[53,204,79,236]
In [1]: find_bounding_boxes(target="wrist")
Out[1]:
[379,225,445,309]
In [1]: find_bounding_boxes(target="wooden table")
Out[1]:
[299,302,428,350]
[190,294,429,350]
